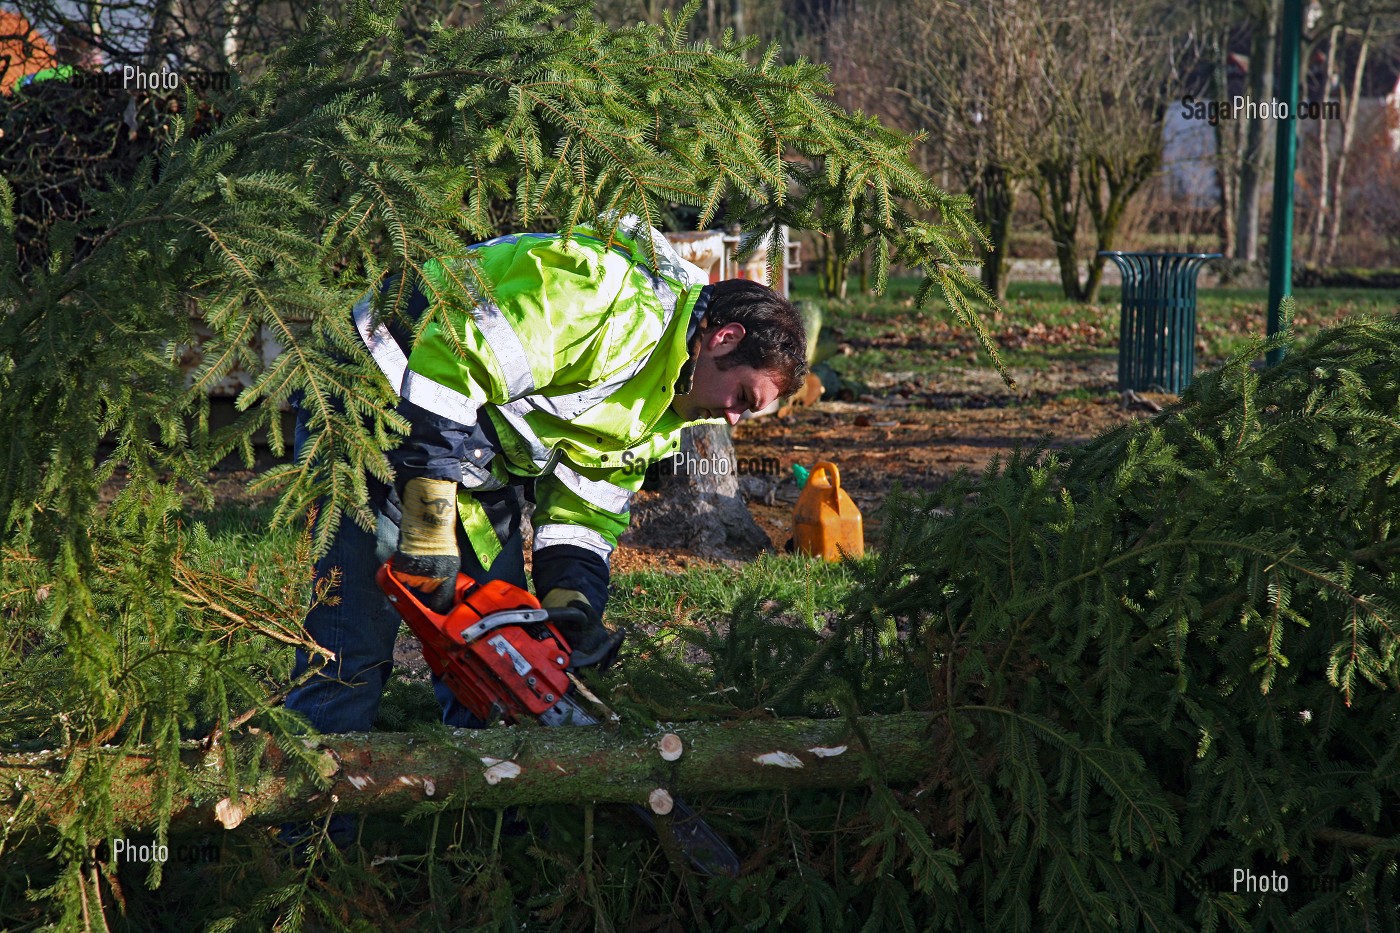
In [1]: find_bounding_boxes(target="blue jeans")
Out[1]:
[284,403,526,732]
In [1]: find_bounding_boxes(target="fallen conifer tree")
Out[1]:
[0,713,942,828]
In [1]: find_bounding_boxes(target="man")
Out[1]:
[285,217,807,733]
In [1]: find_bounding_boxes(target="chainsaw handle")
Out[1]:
[541,605,590,628]
[376,561,442,625]
[377,563,549,640]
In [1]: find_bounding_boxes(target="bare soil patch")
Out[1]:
[619,358,1169,566]
[179,359,1168,571]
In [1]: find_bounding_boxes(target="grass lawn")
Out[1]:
[790,273,1400,388]
[180,271,1399,671]
[186,501,856,646]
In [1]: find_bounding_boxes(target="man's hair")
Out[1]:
[702,278,808,397]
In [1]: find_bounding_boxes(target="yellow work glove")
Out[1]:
[541,589,625,672]
[389,477,460,614]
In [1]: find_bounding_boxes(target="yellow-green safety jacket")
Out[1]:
[354,217,713,574]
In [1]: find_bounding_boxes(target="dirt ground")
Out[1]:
[186,355,1169,576]
[612,357,1171,574]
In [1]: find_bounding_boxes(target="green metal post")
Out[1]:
[1265,0,1303,366]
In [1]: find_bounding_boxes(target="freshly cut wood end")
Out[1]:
[315,750,339,781]
[648,788,674,815]
[214,798,244,830]
[657,733,683,762]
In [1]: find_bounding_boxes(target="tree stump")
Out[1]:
[621,423,772,560]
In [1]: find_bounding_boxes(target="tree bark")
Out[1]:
[1235,0,1280,262]
[973,163,1016,301]
[1213,39,1238,258]
[1324,15,1374,266]
[144,0,176,70]
[1,713,942,831]
[1034,155,1086,303]
[1306,12,1342,266]
[818,226,849,300]
[1083,147,1161,305]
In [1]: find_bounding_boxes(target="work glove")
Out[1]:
[388,477,460,614]
[540,588,625,672]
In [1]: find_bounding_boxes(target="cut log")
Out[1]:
[0,713,940,832]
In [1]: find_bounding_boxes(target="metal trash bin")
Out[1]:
[1099,251,1221,394]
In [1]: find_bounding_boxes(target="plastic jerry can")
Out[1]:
[792,461,864,561]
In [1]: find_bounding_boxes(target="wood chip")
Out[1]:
[483,760,522,784]
[808,745,848,758]
[213,798,244,830]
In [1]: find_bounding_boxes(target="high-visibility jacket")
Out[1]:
[355,217,713,579]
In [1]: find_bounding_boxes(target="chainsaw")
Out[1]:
[376,563,741,877]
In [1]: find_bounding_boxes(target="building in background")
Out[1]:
[0,10,56,93]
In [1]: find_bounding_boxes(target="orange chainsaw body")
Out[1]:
[376,562,745,876]
[375,565,573,722]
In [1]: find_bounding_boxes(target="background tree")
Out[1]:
[1189,0,1248,258]
[867,0,1047,301]
[1235,0,1281,263]
[591,0,808,46]
[5,0,316,73]
[844,0,1193,304]
[1027,0,1190,303]
[1299,1,1400,267]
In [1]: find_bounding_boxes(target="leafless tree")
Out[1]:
[1300,1,1400,266]
[1229,0,1282,263]
[1028,0,1192,303]
[841,0,1193,303]
[853,0,1049,300]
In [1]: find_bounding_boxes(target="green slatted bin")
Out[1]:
[1099,251,1220,394]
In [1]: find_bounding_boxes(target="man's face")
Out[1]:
[671,322,786,425]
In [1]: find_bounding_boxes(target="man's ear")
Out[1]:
[704,322,746,357]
